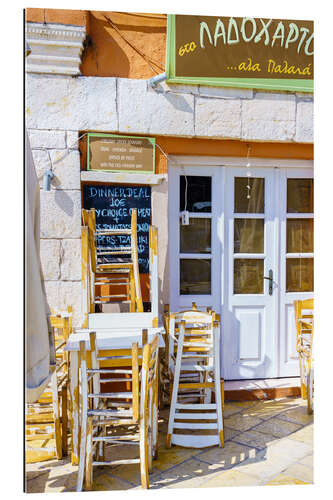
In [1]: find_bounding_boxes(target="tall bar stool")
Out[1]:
[167,311,224,448]
[76,331,159,491]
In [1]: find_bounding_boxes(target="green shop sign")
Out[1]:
[166,14,313,92]
[87,133,155,174]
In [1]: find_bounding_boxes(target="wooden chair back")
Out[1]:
[26,306,73,462]
[168,309,218,371]
[77,332,160,491]
[294,299,314,400]
[294,298,314,354]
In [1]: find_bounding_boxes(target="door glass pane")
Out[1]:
[234,259,264,294]
[180,218,211,254]
[180,176,211,213]
[287,178,313,213]
[234,219,264,254]
[287,219,314,253]
[286,258,314,292]
[234,177,265,213]
[180,259,211,295]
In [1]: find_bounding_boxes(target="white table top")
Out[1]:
[65,327,165,352]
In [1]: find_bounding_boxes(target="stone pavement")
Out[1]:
[25,396,313,492]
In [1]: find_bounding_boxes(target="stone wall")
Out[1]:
[26,75,313,143]
[26,73,313,325]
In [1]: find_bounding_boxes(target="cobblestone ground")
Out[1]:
[25,396,313,492]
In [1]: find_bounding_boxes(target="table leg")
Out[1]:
[69,351,80,465]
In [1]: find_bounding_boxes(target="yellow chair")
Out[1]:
[166,308,224,448]
[82,208,143,312]
[25,307,73,461]
[294,299,314,413]
[77,331,159,491]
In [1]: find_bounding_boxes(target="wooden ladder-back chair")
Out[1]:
[167,310,224,449]
[167,304,217,400]
[82,208,143,313]
[77,331,159,491]
[25,306,73,462]
[294,299,314,412]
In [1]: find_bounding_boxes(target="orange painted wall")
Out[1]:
[26,9,167,79]
[26,8,88,27]
[79,133,313,174]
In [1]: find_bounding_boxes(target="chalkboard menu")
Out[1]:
[88,133,155,174]
[83,184,151,273]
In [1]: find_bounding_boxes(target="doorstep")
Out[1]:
[224,377,301,401]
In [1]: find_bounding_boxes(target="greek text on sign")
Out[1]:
[166,15,313,92]
[88,133,155,174]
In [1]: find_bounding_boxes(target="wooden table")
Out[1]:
[65,327,165,464]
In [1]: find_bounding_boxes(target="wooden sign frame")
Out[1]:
[87,133,156,174]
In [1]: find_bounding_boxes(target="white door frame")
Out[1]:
[168,156,313,380]
[168,163,223,314]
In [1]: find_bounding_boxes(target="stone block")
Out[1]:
[199,85,253,99]
[296,101,313,143]
[195,97,241,138]
[118,78,194,136]
[153,81,199,95]
[26,75,118,131]
[242,119,296,142]
[84,77,118,131]
[40,239,61,280]
[49,150,81,190]
[40,190,81,238]
[44,281,83,327]
[241,92,296,141]
[31,149,51,183]
[60,239,81,280]
[28,129,66,149]
[243,92,296,119]
[66,131,79,149]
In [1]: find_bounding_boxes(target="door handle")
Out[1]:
[263,269,273,296]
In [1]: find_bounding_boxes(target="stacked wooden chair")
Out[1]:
[25,307,73,462]
[82,208,143,313]
[77,330,159,491]
[166,306,224,448]
[294,299,314,414]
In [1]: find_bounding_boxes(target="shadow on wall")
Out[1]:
[81,11,167,78]
[54,190,74,217]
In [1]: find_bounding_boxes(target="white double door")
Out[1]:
[169,160,314,380]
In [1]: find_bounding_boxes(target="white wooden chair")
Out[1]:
[166,310,224,448]
[76,331,159,491]
[167,305,218,403]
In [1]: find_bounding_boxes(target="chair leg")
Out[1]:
[152,368,159,459]
[129,268,136,312]
[148,388,154,472]
[220,379,225,427]
[85,418,93,491]
[299,355,307,399]
[76,410,88,492]
[51,371,62,460]
[140,406,149,489]
[61,385,68,456]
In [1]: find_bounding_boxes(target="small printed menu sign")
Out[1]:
[88,133,155,174]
